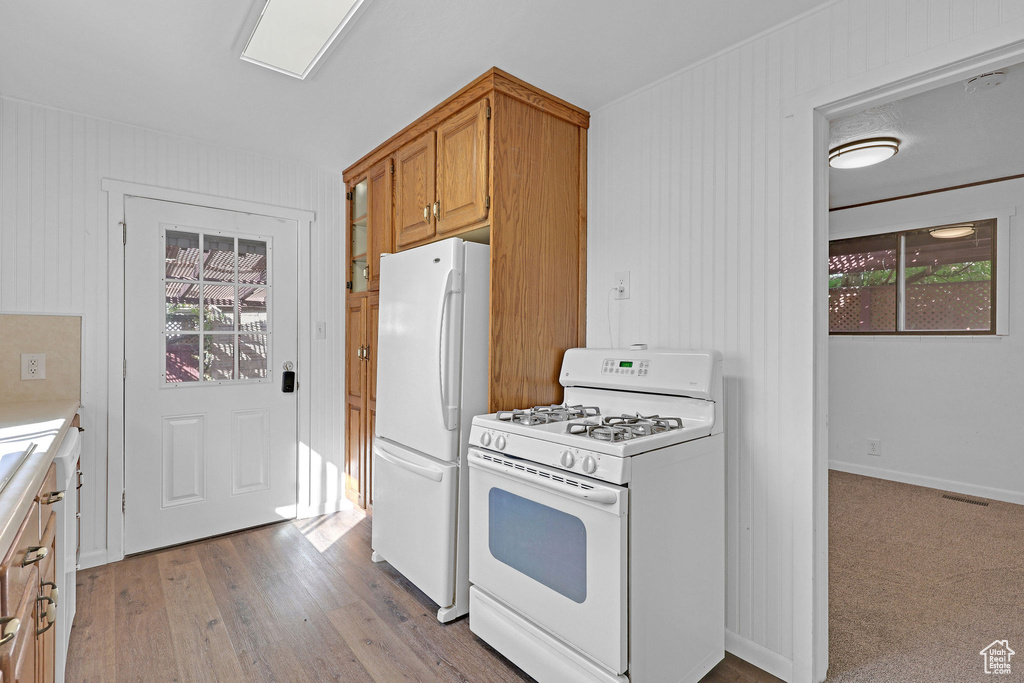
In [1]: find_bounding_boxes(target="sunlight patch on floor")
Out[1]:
[295,509,365,552]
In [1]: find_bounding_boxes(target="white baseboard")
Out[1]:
[297,497,355,519]
[78,549,109,570]
[828,460,1024,506]
[725,629,793,682]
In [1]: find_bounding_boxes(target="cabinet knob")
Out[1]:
[41,490,65,505]
[41,581,58,606]
[23,546,47,566]
[36,595,55,635]
[0,617,19,646]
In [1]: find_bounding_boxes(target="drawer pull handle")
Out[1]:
[423,205,430,220]
[77,470,84,490]
[41,491,65,505]
[433,201,440,218]
[0,617,19,646]
[41,581,58,606]
[23,546,47,566]
[36,596,55,636]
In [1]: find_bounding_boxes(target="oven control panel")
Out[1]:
[602,358,650,377]
[468,424,630,485]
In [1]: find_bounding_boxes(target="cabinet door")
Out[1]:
[345,400,363,506]
[345,297,367,505]
[346,298,366,403]
[364,294,379,508]
[367,294,379,405]
[0,579,36,683]
[34,516,55,683]
[394,131,436,248]
[436,98,490,235]
[367,160,393,291]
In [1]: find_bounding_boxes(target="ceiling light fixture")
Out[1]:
[241,0,369,80]
[828,137,900,169]
[929,224,976,239]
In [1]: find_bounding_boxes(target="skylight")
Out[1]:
[241,0,366,80]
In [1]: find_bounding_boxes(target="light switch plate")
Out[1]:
[21,353,45,380]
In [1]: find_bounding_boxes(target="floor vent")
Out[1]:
[942,494,990,507]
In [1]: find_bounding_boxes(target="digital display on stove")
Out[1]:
[618,361,633,368]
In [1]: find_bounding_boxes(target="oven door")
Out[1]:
[468,448,628,674]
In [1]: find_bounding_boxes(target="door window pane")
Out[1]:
[166,334,200,383]
[829,234,899,333]
[238,287,268,332]
[238,239,268,284]
[488,488,587,603]
[203,285,235,331]
[165,228,272,385]
[904,221,994,332]
[203,334,236,381]
[165,282,200,331]
[238,334,268,379]
[203,235,236,282]
[165,231,200,280]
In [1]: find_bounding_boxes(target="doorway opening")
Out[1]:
[822,55,1024,682]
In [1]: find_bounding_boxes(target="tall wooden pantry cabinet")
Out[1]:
[343,68,589,507]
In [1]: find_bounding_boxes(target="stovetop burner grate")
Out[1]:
[566,413,685,442]
[495,404,600,425]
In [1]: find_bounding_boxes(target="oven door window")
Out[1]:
[488,488,587,603]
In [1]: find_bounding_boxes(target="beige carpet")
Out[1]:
[828,471,1024,682]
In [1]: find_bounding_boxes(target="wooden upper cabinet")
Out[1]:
[366,158,392,291]
[343,68,590,418]
[395,132,436,248]
[436,98,489,235]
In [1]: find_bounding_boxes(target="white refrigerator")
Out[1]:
[371,237,489,623]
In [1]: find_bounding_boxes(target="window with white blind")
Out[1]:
[829,219,996,335]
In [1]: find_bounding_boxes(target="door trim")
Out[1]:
[100,179,315,566]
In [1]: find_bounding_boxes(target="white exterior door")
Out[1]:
[123,197,299,554]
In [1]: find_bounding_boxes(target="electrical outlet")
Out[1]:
[315,321,327,340]
[21,353,45,381]
[867,439,881,456]
[614,271,630,300]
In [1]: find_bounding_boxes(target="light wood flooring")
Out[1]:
[66,508,780,682]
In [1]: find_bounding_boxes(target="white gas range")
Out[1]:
[467,348,726,683]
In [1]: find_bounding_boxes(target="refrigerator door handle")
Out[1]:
[374,443,445,482]
[438,268,461,431]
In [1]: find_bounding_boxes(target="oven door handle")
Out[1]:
[469,452,620,505]
[374,444,444,483]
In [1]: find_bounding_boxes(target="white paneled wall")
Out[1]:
[0,97,345,565]
[589,0,1024,679]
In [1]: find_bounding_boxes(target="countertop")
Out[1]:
[0,399,80,560]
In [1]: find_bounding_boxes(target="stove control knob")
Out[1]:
[480,432,491,447]
[495,435,507,451]
[582,456,597,474]
[560,451,575,468]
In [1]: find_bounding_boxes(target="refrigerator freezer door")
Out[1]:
[376,239,465,462]
[371,438,459,607]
